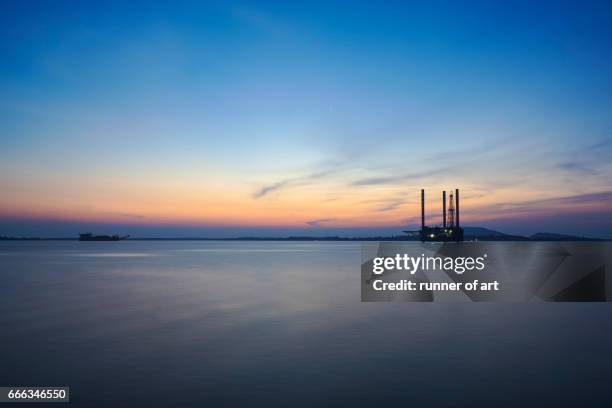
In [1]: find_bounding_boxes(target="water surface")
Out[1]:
[0,241,610,407]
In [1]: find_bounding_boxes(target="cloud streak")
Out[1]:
[253,180,291,199]
[375,199,408,212]
[351,166,453,186]
[252,163,344,199]
[306,218,336,227]
[465,191,612,222]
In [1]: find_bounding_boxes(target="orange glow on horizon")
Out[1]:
[2,179,610,229]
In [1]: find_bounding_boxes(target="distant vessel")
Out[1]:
[79,233,130,241]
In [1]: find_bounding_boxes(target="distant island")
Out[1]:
[0,227,607,241]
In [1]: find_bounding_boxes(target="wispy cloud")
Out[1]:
[349,139,511,188]
[558,161,599,175]
[525,191,612,207]
[375,199,406,212]
[351,166,453,186]
[253,180,291,199]
[98,211,147,220]
[252,163,344,199]
[466,191,612,222]
[306,218,336,227]
[586,138,611,151]
[253,133,456,199]
[253,175,317,199]
[553,137,612,178]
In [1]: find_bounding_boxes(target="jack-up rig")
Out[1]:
[419,188,464,242]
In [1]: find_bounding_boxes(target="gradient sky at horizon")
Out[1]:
[1,0,612,237]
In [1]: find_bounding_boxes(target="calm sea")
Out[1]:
[0,241,610,407]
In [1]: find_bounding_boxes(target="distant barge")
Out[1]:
[79,233,130,241]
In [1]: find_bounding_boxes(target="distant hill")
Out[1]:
[529,232,603,241]
[463,227,529,241]
[464,227,512,237]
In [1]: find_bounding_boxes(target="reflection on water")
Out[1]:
[0,241,610,407]
[69,253,155,257]
[171,248,321,252]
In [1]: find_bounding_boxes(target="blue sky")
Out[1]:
[1,0,611,237]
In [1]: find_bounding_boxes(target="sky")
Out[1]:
[1,0,611,238]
